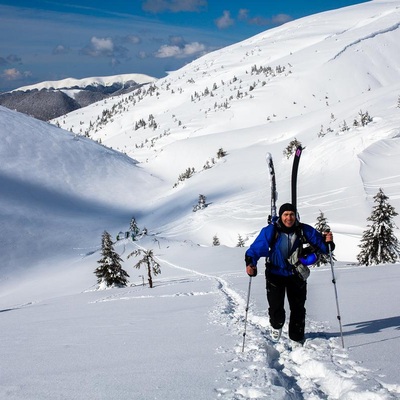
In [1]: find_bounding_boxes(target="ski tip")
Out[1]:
[295,147,302,157]
[266,152,272,160]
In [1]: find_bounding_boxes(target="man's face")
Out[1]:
[281,211,296,228]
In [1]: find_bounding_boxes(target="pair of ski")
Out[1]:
[266,146,303,221]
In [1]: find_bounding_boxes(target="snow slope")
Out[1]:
[1,1,400,399]
[0,106,159,280]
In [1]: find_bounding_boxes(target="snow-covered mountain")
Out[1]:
[13,73,156,92]
[0,73,156,120]
[52,0,400,258]
[1,1,400,399]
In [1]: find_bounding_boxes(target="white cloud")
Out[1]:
[182,42,205,55]
[80,37,129,59]
[91,37,114,54]
[155,45,182,58]
[80,36,115,57]
[155,41,205,58]
[215,11,234,30]
[2,68,22,80]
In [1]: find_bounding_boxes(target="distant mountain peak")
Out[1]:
[12,73,157,92]
[0,73,157,121]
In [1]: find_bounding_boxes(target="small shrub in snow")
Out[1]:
[173,167,195,188]
[203,158,216,170]
[353,110,373,127]
[338,120,350,133]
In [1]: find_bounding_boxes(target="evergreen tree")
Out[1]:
[212,235,220,246]
[128,249,161,288]
[94,231,129,288]
[357,188,400,266]
[193,194,207,212]
[314,210,334,266]
[129,217,140,240]
[283,138,302,159]
[217,148,227,158]
[236,234,246,247]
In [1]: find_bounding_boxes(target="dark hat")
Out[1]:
[279,203,296,217]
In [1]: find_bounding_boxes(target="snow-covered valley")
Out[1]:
[1,1,400,398]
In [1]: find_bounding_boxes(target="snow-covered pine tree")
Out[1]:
[212,235,220,246]
[94,231,129,288]
[129,216,140,240]
[357,188,400,266]
[128,248,161,288]
[314,210,335,266]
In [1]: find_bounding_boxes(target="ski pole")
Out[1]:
[241,276,252,352]
[327,241,345,348]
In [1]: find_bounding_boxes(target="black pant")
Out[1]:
[266,272,307,342]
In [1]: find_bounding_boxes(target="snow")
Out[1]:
[12,73,156,92]
[2,0,400,398]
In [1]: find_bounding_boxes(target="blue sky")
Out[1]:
[0,0,369,92]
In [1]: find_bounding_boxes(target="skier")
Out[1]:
[245,203,335,344]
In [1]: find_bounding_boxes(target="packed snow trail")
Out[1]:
[139,246,399,400]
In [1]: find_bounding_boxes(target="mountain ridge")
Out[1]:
[0,73,156,121]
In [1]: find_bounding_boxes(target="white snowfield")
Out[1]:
[1,0,400,399]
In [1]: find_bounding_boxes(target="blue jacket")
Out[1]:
[245,222,330,277]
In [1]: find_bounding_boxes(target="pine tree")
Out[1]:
[193,194,207,212]
[314,210,334,266]
[217,148,227,158]
[357,188,400,266]
[212,235,220,246]
[129,217,140,240]
[128,249,161,288]
[94,231,129,288]
[283,138,302,159]
[236,234,245,247]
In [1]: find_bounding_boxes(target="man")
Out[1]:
[245,203,334,344]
